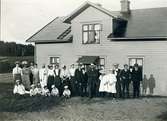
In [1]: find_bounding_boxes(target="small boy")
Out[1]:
[63,85,71,98]
[51,85,59,96]
[35,83,43,95]
[13,80,29,95]
[30,84,36,96]
[42,86,50,96]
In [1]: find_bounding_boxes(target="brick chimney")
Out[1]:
[120,0,130,14]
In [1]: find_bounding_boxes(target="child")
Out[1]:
[51,85,59,96]
[63,85,71,98]
[34,83,43,95]
[30,84,37,96]
[42,86,50,96]
[13,80,29,95]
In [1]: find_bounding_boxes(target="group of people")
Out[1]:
[12,61,155,99]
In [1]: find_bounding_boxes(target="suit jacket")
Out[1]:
[132,69,142,82]
[121,69,130,81]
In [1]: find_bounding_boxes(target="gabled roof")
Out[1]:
[63,1,117,23]
[26,17,72,43]
[108,7,167,39]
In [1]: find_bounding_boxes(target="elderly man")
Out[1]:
[87,63,99,98]
[132,63,142,98]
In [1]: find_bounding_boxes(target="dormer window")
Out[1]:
[82,24,102,44]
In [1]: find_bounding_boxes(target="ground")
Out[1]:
[0,73,167,121]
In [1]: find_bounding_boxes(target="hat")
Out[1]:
[48,64,53,67]
[64,85,68,89]
[22,61,28,65]
[124,64,128,67]
[99,69,105,74]
[113,63,119,66]
[15,61,20,65]
[51,85,55,88]
[16,80,20,83]
[109,68,113,71]
[134,63,139,67]
[31,84,35,87]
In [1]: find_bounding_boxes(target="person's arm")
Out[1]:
[13,85,17,94]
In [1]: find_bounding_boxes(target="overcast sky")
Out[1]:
[1,0,167,44]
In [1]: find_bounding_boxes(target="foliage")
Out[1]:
[0,41,34,56]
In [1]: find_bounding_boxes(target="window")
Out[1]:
[99,58,105,70]
[50,57,60,65]
[82,24,102,44]
[129,58,143,76]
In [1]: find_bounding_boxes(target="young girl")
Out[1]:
[63,85,71,98]
[35,83,43,95]
[51,85,59,96]
[29,84,36,96]
[42,86,50,96]
[13,80,29,95]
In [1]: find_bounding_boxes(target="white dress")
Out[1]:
[39,68,48,88]
[51,88,59,96]
[99,75,108,92]
[63,89,71,97]
[106,74,117,93]
[13,84,27,95]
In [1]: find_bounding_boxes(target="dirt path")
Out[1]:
[1,97,167,121]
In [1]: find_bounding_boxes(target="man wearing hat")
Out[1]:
[87,63,99,98]
[120,64,130,98]
[74,63,85,96]
[12,61,22,83]
[132,63,142,98]
[113,63,122,98]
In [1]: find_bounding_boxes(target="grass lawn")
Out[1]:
[0,73,167,121]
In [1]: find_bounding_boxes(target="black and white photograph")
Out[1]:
[0,0,167,121]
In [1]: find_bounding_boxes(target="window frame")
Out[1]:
[82,23,102,44]
[50,57,60,65]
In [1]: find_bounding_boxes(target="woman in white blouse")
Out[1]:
[47,64,55,92]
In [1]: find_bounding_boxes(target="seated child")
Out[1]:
[30,84,37,96]
[42,86,50,96]
[51,85,59,96]
[13,80,29,95]
[63,85,71,98]
[35,83,43,95]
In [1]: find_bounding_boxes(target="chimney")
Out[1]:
[120,0,130,14]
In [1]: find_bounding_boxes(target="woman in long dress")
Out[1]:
[21,61,31,90]
[32,64,39,85]
[99,69,108,97]
[106,69,117,97]
[47,65,55,92]
[39,64,48,89]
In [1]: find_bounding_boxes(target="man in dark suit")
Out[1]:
[74,64,85,96]
[113,63,122,98]
[121,64,130,98]
[87,63,99,98]
[132,63,142,98]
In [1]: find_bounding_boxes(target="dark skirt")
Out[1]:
[47,76,55,92]
[13,74,22,83]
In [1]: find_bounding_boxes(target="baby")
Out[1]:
[63,85,71,98]
[13,80,29,95]
[51,85,59,96]
[42,86,50,96]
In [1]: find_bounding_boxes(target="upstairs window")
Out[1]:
[82,24,102,44]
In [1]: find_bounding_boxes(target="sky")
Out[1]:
[1,0,167,44]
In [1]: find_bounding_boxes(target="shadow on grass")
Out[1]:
[0,83,62,112]
[157,111,167,121]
